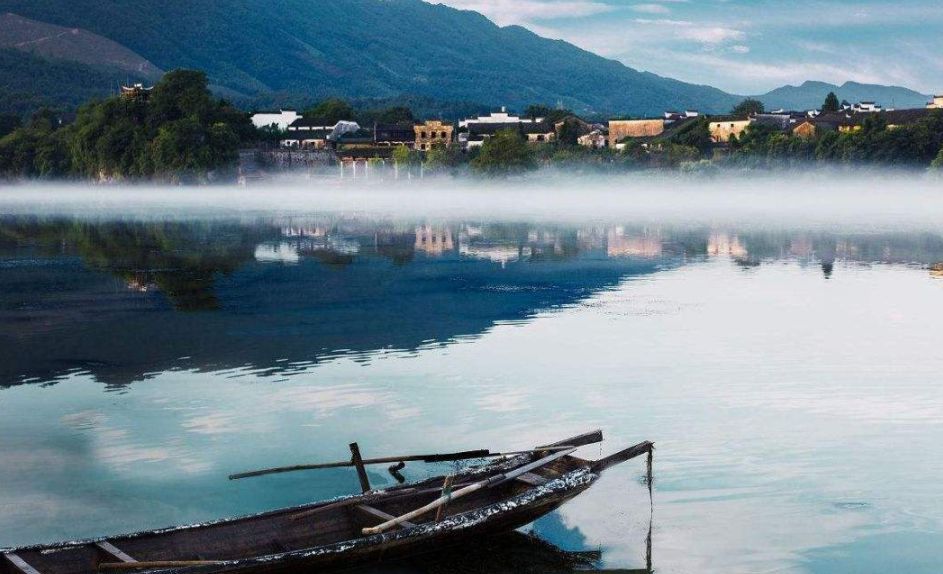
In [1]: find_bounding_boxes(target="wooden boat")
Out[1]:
[1,431,653,574]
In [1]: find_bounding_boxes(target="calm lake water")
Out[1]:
[1,182,942,573]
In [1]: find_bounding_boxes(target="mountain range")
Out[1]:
[0,0,933,118]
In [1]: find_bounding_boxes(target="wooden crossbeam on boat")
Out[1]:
[94,542,136,564]
[3,553,43,574]
[355,505,416,529]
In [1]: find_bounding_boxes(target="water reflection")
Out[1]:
[2,215,943,388]
[1,210,942,573]
[350,531,648,574]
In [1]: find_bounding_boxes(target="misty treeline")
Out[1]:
[727,113,943,169]
[0,70,255,182]
[3,69,943,180]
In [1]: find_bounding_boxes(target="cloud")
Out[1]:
[438,0,616,26]
[436,0,943,94]
[631,3,672,14]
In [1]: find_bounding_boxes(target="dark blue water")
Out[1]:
[1,209,942,573]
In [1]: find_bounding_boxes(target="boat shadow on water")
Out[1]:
[348,529,652,574]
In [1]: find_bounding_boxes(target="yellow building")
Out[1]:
[708,119,752,143]
[414,121,454,151]
[791,121,817,139]
[928,96,943,109]
[608,119,665,147]
[414,225,454,256]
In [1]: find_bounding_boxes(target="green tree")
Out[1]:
[303,98,354,125]
[0,113,21,138]
[424,143,464,174]
[471,129,536,176]
[147,70,213,128]
[822,92,840,113]
[373,106,415,124]
[556,118,582,147]
[668,117,712,154]
[731,98,765,117]
[931,147,943,169]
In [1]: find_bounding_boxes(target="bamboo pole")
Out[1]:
[229,447,570,480]
[361,448,576,536]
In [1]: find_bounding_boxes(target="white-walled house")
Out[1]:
[251,110,302,131]
[459,107,543,129]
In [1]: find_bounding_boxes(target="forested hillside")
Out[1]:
[0,0,739,116]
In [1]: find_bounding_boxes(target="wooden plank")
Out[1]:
[349,442,371,493]
[591,441,653,473]
[355,505,416,529]
[95,542,137,564]
[515,472,548,486]
[540,430,603,449]
[3,553,43,574]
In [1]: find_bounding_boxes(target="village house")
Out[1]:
[708,117,752,143]
[790,120,818,139]
[458,121,556,150]
[608,119,666,147]
[851,101,883,113]
[928,96,943,109]
[374,123,416,147]
[459,107,543,129]
[251,109,301,131]
[414,120,454,151]
[282,119,362,149]
[120,83,153,102]
[806,108,934,135]
[578,129,608,149]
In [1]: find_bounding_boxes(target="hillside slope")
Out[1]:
[0,12,162,78]
[0,0,740,116]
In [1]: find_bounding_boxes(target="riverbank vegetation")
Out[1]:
[3,73,943,181]
[0,70,254,181]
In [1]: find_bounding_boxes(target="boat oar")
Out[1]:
[361,447,577,536]
[228,446,572,480]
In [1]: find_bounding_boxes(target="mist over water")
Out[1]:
[2,172,942,229]
[1,175,942,574]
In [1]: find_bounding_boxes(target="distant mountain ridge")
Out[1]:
[755,80,931,111]
[0,0,933,119]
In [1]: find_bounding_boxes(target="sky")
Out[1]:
[434,0,943,95]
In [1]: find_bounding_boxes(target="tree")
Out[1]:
[669,117,712,154]
[424,143,464,174]
[931,147,943,170]
[372,106,415,124]
[524,105,553,119]
[0,113,21,138]
[303,98,354,125]
[822,92,840,113]
[731,98,765,117]
[471,129,536,176]
[556,118,582,147]
[147,69,213,128]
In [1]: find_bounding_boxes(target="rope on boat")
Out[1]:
[646,446,654,511]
